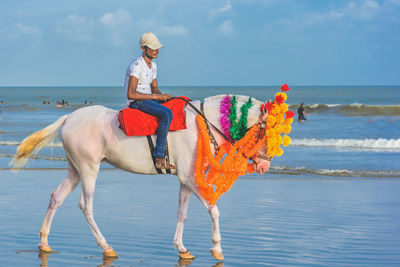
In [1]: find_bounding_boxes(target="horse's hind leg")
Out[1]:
[174,183,195,259]
[39,163,80,252]
[78,165,118,258]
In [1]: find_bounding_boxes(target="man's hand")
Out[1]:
[156,94,173,102]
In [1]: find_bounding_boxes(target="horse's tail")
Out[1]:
[11,114,68,170]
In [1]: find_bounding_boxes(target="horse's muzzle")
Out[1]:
[252,154,271,174]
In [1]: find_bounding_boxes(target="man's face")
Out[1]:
[143,46,159,59]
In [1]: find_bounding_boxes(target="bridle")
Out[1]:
[172,97,273,164]
[249,110,273,165]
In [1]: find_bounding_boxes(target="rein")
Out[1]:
[172,97,233,145]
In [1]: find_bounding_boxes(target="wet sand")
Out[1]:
[1,170,400,266]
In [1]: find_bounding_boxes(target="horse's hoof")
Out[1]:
[103,247,118,258]
[178,250,195,259]
[38,243,53,253]
[210,249,224,261]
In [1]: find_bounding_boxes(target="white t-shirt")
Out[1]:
[124,56,157,104]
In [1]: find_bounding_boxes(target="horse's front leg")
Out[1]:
[208,205,224,260]
[174,183,195,259]
[189,186,224,261]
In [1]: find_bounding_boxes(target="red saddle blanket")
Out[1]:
[118,96,190,136]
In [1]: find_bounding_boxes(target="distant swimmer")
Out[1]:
[298,103,310,122]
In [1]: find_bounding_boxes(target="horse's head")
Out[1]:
[199,90,293,206]
[229,93,293,175]
[204,92,293,175]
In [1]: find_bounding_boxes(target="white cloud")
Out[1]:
[388,0,400,6]
[99,9,132,46]
[137,19,188,37]
[162,24,188,36]
[209,1,232,20]
[99,9,132,28]
[346,0,381,20]
[56,15,95,43]
[217,20,235,37]
[10,23,42,42]
[56,9,134,46]
[276,0,381,28]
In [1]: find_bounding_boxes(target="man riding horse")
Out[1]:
[125,32,176,170]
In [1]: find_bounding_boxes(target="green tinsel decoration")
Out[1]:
[229,96,253,141]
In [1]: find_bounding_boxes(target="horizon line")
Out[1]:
[0,84,399,88]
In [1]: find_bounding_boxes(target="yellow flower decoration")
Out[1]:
[264,90,294,158]
[283,135,291,146]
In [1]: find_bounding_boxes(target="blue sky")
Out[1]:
[0,0,399,86]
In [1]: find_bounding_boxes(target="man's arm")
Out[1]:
[151,79,172,101]
[151,79,162,94]
[127,76,171,101]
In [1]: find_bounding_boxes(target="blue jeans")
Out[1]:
[129,100,173,158]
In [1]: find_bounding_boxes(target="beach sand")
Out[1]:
[1,169,400,266]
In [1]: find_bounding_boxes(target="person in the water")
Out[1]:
[298,103,309,122]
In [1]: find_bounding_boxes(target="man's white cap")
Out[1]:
[140,32,163,50]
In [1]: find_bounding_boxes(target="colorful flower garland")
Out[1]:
[196,85,294,205]
[220,95,254,141]
[262,89,294,157]
[195,115,267,206]
[219,95,233,142]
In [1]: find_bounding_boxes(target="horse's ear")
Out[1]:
[263,111,268,121]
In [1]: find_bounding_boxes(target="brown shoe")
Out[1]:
[155,157,176,170]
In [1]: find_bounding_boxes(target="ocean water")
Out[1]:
[0,86,399,175]
[0,86,400,266]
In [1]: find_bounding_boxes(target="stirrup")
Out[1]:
[155,157,176,170]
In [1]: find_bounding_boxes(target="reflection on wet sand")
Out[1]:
[175,258,224,267]
[34,249,225,267]
[38,252,118,267]
[38,252,49,267]
[98,256,118,267]
[176,258,194,266]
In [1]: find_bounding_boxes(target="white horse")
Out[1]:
[12,95,271,261]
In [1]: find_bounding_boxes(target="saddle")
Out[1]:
[118,96,190,136]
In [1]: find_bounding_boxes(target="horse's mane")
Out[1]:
[204,94,264,128]
[205,94,262,105]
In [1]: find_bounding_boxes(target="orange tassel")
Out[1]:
[195,115,265,206]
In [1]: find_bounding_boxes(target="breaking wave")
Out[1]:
[291,138,400,150]
[2,138,400,151]
[270,166,400,178]
[0,154,66,161]
[0,141,63,147]
[289,104,400,116]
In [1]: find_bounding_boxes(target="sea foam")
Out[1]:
[291,138,400,149]
[271,166,400,177]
